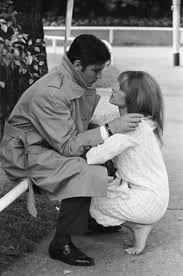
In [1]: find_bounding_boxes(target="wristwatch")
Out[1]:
[104,123,113,137]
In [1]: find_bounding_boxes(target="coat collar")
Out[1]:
[48,54,96,101]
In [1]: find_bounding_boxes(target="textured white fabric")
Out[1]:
[86,133,138,164]
[88,119,169,226]
[100,125,109,141]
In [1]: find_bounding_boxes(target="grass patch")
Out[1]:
[0,54,119,274]
[0,164,59,274]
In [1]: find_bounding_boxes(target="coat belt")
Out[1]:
[4,122,37,217]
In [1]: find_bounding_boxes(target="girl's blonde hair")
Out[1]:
[118,71,164,143]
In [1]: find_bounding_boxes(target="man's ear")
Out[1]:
[73,60,82,72]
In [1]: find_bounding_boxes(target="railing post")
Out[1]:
[52,38,56,53]
[64,0,74,54]
[109,28,113,44]
[172,0,181,66]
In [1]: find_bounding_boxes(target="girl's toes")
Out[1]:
[125,247,138,255]
[123,240,133,247]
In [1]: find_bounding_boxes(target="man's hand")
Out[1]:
[108,113,143,134]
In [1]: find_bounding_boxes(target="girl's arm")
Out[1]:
[86,133,138,165]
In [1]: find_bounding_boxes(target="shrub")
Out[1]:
[42,15,179,27]
[0,0,46,136]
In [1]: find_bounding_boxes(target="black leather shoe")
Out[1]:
[49,240,95,266]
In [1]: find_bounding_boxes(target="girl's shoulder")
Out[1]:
[127,117,155,140]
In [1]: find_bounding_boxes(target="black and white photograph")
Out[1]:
[0,0,183,275]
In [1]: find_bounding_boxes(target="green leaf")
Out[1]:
[33,73,39,77]
[0,81,5,88]
[6,52,13,59]
[11,36,19,43]
[21,52,26,58]
[2,56,10,66]
[22,68,27,74]
[13,27,18,33]
[0,19,6,24]
[32,56,39,62]
[26,55,33,65]
[7,21,12,27]
[39,61,44,66]
[11,63,15,70]
[12,11,18,17]
[0,44,3,51]
[14,48,20,56]
[34,65,38,71]
[34,47,40,52]
[2,48,7,55]
[23,33,29,39]
[21,38,26,44]
[29,79,34,85]
[28,39,32,46]
[1,23,8,33]
[14,60,21,66]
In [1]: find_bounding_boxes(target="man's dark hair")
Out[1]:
[67,34,111,68]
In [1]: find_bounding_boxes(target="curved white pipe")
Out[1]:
[0,179,28,212]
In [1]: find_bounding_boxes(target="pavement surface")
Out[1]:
[2,47,183,276]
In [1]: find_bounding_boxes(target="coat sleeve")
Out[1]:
[86,134,138,164]
[30,90,103,157]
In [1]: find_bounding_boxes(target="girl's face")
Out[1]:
[109,83,127,114]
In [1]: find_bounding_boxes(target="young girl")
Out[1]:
[86,71,169,255]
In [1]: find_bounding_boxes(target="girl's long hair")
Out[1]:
[118,71,164,144]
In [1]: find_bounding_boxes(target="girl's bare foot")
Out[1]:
[123,221,153,255]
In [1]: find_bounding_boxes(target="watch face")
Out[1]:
[105,123,113,136]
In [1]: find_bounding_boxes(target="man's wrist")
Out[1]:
[100,125,109,140]
[108,121,115,135]
[100,122,115,141]
[104,122,113,137]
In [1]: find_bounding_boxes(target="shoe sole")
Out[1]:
[49,254,95,266]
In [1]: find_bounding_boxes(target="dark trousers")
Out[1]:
[52,197,91,246]
[52,160,116,247]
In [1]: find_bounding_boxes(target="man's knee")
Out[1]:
[78,158,107,196]
[83,163,107,183]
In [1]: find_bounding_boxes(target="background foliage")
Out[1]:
[43,0,173,18]
[42,0,181,27]
[0,0,48,136]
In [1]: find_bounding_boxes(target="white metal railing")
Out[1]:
[0,179,28,212]
[44,34,114,64]
[44,35,75,53]
[44,26,183,45]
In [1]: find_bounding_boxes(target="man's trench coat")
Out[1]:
[0,54,108,215]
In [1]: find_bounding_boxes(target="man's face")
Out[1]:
[77,63,105,87]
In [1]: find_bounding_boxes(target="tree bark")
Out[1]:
[0,0,48,137]
[13,0,48,78]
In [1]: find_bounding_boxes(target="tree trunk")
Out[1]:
[13,0,48,84]
[0,0,48,137]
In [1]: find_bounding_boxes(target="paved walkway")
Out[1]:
[2,47,183,276]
